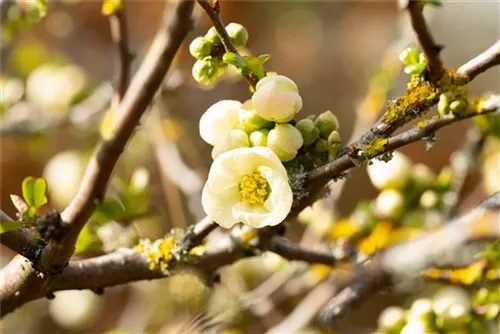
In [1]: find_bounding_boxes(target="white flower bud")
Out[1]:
[374,189,405,220]
[252,75,302,123]
[229,129,250,148]
[315,110,340,138]
[367,152,412,190]
[420,190,439,209]
[226,23,248,48]
[199,100,241,147]
[267,123,304,162]
[408,299,435,324]
[295,118,319,145]
[189,36,213,59]
[250,129,269,147]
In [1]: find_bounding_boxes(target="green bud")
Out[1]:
[205,27,221,44]
[238,100,273,133]
[225,23,248,49]
[449,99,467,116]
[409,299,435,324]
[315,110,339,138]
[438,304,470,330]
[189,37,213,60]
[267,123,304,162]
[314,138,328,153]
[249,129,269,147]
[328,144,341,160]
[295,119,319,145]
[378,306,407,334]
[192,56,225,86]
[229,129,250,148]
[399,44,420,66]
[437,93,451,116]
[327,130,342,146]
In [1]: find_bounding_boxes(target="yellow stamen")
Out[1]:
[239,172,269,205]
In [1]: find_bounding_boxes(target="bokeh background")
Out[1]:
[1,1,499,333]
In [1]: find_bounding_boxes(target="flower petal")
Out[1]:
[199,100,241,146]
[202,182,240,229]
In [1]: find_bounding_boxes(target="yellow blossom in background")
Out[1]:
[328,218,362,240]
[202,147,293,229]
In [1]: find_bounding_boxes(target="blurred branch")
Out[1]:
[444,128,487,219]
[269,237,338,265]
[109,4,132,104]
[317,191,500,326]
[407,0,444,82]
[457,39,500,80]
[196,0,259,88]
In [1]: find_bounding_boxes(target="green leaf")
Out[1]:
[222,52,250,72]
[101,0,123,16]
[0,220,24,234]
[91,198,125,225]
[21,177,47,210]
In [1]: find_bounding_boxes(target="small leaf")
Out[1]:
[222,52,249,72]
[22,177,47,210]
[101,0,123,16]
[0,220,24,234]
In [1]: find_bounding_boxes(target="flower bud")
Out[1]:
[400,321,435,334]
[374,189,405,220]
[314,138,328,153]
[267,123,304,162]
[449,99,467,116]
[399,44,420,66]
[408,299,435,324]
[438,304,470,331]
[412,163,436,189]
[192,56,225,86]
[438,92,454,116]
[205,27,221,44]
[328,130,342,146]
[189,37,213,60]
[225,23,248,49]
[378,306,407,333]
[315,110,340,138]
[252,75,302,123]
[249,129,269,147]
[199,100,241,146]
[367,152,412,190]
[295,119,319,145]
[229,129,250,148]
[238,100,273,133]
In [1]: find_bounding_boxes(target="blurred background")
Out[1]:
[1,1,499,333]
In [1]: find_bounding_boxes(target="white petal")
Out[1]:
[202,182,240,229]
[199,100,241,146]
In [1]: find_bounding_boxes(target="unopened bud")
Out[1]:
[226,23,248,49]
[378,306,407,333]
[238,100,273,133]
[249,129,269,147]
[205,27,221,44]
[295,119,319,145]
[315,110,339,138]
[192,57,225,86]
[374,189,405,220]
[314,138,328,153]
[267,123,304,162]
[189,37,213,60]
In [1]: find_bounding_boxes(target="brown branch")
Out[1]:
[457,39,500,80]
[196,0,259,88]
[269,237,339,266]
[109,5,132,103]
[37,0,195,274]
[307,94,500,188]
[407,0,444,82]
[0,210,44,261]
[317,191,500,325]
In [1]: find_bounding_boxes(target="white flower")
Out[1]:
[252,75,302,123]
[202,147,293,228]
[367,152,412,190]
[199,100,241,146]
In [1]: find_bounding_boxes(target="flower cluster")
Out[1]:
[377,287,496,334]
[190,23,248,86]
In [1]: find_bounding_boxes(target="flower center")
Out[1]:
[239,172,269,205]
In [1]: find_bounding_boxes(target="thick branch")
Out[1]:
[38,0,195,273]
[0,210,43,260]
[457,39,500,80]
[318,191,500,325]
[407,0,444,82]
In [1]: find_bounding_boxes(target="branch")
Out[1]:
[317,191,500,325]
[196,0,259,88]
[457,39,500,80]
[109,4,132,103]
[37,0,195,274]
[269,237,339,266]
[0,210,43,261]
[307,94,500,186]
[407,0,444,82]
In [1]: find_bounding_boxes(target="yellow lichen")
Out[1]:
[421,260,487,285]
[188,245,206,256]
[134,237,176,274]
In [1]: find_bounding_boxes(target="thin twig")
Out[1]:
[109,4,132,103]
[196,0,259,88]
[407,0,444,82]
[457,39,500,80]
[269,237,338,266]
